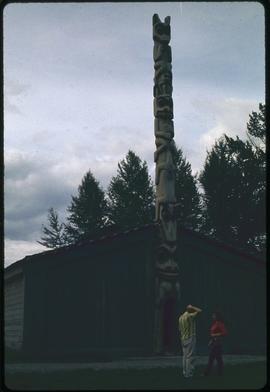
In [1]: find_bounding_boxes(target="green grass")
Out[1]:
[5,362,267,390]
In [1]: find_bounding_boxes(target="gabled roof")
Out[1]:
[5,223,157,272]
[177,225,265,268]
[5,222,265,273]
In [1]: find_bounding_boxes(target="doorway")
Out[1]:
[162,296,177,354]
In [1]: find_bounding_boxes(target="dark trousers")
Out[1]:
[204,344,224,375]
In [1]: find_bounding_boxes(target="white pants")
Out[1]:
[181,335,196,377]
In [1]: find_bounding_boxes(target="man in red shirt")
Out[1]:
[204,311,227,376]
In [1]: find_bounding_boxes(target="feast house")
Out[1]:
[5,223,266,361]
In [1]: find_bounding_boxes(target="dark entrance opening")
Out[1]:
[162,296,176,354]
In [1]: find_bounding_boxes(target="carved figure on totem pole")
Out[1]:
[153,14,180,354]
[153,14,177,239]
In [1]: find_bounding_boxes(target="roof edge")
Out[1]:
[5,221,265,271]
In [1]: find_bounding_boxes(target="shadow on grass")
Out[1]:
[5,362,267,390]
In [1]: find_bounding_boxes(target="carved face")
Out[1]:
[154,64,172,97]
[156,249,179,278]
[153,15,171,44]
[154,96,173,119]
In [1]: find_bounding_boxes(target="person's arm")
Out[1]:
[187,304,202,313]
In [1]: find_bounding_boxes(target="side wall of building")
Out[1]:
[4,267,25,350]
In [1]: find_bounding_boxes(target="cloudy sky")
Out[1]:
[4,2,265,266]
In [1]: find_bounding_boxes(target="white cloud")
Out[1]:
[4,79,30,115]
[171,97,262,175]
[4,79,30,96]
[4,150,75,240]
[199,124,225,151]
[196,97,261,164]
[4,239,45,267]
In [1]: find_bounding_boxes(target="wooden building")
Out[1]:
[4,224,266,361]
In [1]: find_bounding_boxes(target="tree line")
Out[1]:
[39,104,266,255]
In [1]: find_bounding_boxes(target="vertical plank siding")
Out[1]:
[178,232,266,354]
[4,272,25,350]
[40,238,154,357]
[4,227,265,359]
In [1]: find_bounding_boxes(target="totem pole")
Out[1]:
[153,14,180,354]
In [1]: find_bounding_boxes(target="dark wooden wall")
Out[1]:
[177,229,266,355]
[5,226,265,360]
[22,228,156,360]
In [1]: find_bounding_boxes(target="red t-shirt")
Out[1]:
[210,321,227,336]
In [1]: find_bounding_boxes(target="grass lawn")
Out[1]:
[5,361,267,390]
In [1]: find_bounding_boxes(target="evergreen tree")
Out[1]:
[64,170,107,243]
[199,137,238,244]
[38,208,66,248]
[199,130,265,252]
[174,147,202,230]
[107,150,155,229]
[246,103,265,154]
[246,103,266,251]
